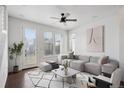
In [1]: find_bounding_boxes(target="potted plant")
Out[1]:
[9,41,24,73]
[62,59,71,75]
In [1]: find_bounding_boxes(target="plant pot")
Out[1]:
[13,66,19,73]
[64,68,68,75]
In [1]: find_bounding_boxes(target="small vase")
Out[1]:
[64,68,68,75]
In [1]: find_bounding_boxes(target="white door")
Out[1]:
[23,28,37,69]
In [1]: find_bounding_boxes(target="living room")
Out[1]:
[1,4,124,89]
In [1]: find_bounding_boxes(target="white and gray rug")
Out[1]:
[26,68,95,88]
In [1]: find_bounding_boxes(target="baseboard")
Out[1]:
[22,66,38,70]
[8,70,22,75]
[8,66,38,74]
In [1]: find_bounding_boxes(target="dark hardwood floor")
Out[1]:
[5,68,36,88]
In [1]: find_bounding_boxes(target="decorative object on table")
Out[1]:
[87,82,96,88]
[62,59,71,75]
[9,41,24,72]
[87,25,104,52]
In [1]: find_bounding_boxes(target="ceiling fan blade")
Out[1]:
[50,17,60,20]
[66,19,77,21]
[50,20,60,24]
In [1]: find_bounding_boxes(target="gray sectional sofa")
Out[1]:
[39,55,119,76]
[58,55,119,76]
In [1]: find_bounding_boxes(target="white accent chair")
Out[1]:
[93,68,122,88]
[110,68,122,88]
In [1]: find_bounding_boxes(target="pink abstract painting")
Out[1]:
[87,25,104,52]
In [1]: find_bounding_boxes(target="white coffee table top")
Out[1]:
[52,67,80,78]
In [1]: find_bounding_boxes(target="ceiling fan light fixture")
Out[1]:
[51,13,77,25]
[61,13,64,16]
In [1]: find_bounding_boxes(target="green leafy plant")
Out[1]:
[63,60,70,69]
[9,41,24,66]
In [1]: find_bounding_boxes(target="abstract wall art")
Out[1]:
[87,25,104,52]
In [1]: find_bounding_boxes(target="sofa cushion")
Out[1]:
[109,59,119,68]
[78,55,90,62]
[70,60,88,71]
[90,56,100,64]
[102,63,118,74]
[84,63,101,75]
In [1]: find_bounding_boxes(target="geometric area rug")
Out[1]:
[26,68,96,88]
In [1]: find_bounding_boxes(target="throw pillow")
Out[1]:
[67,51,74,59]
[73,55,79,60]
[98,56,109,65]
[90,56,100,63]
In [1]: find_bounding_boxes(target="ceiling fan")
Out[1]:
[50,13,77,25]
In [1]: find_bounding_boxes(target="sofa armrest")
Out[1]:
[102,72,111,78]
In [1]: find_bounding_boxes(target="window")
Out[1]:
[24,28,36,56]
[44,32,53,55]
[55,33,61,54]
[71,34,76,53]
[44,32,61,55]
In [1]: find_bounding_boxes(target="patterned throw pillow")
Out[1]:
[67,51,74,59]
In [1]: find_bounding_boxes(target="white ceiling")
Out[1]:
[7,5,122,30]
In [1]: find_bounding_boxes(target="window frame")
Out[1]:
[43,32,62,56]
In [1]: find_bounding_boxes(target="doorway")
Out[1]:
[23,28,37,69]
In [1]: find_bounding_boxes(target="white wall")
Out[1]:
[69,13,124,81]
[8,16,68,72]
[69,15,119,60]
[0,6,8,88]
[0,34,8,87]
[119,7,124,81]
